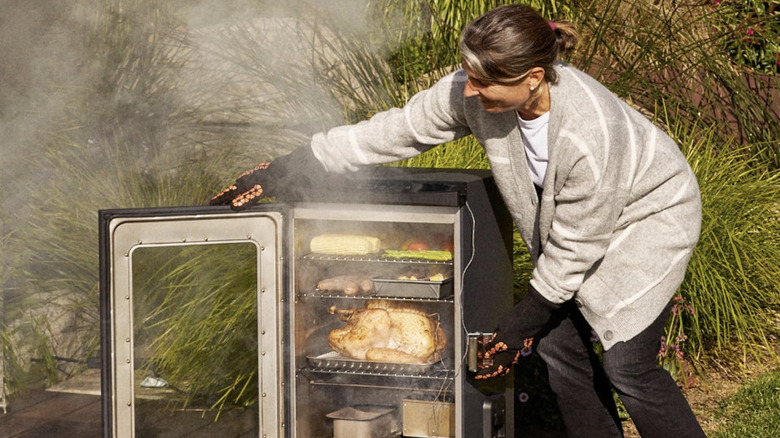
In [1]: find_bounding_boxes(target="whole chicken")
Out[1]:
[328,300,447,364]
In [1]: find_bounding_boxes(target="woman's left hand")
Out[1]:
[474,333,533,379]
[474,346,519,379]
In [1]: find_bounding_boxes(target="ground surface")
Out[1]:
[0,359,775,438]
[624,335,780,438]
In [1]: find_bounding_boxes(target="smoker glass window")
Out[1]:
[130,243,259,436]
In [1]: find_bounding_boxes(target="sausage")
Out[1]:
[317,275,374,296]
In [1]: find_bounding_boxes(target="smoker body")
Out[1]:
[99,167,515,437]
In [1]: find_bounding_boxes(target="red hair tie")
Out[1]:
[549,21,557,31]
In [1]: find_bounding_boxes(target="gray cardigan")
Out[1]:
[310,63,702,349]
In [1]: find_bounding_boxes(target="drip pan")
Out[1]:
[372,278,453,299]
[327,405,399,438]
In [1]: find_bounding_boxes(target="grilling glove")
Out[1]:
[474,285,561,380]
[209,145,323,210]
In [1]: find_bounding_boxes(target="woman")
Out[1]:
[211,5,705,437]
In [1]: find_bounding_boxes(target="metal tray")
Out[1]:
[307,351,434,374]
[327,405,400,438]
[372,278,453,299]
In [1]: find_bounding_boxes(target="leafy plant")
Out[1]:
[659,295,698,388]
[710,0,780,74]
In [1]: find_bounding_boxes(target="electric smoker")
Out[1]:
[99,167,515,437]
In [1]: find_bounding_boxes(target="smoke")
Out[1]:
[0,0,390,235]
[0,0,96,194]
[0,0,383,197]
[184,0,370,30]
[0,0,389,394]
[176,0,384,149]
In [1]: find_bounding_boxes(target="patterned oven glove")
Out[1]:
[210,162,273,210]
[474,285,562,380]
[475,335,533,379]
[209,145,321,210]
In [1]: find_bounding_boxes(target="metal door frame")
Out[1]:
[99,206,290,438]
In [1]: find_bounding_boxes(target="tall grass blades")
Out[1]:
[675,118,780,364]
[569,0,780,166]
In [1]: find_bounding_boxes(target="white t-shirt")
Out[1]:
[517,111,550,188]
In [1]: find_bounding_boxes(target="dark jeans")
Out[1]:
[535,301,706,438]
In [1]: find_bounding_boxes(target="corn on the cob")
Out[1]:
[310,234,381,255]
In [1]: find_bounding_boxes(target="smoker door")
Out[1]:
[99,206,290,438]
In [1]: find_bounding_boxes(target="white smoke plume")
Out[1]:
[0,0,389,394]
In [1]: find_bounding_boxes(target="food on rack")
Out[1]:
[406,242,430,251]
[402,237,431,251]
[317,275,375,296]
[401,234,454,252]
[328,300,446,364]
[310,234,381,255]
[433,233,455,253]
[381,249,453,261]
[394,267,448,282]
[395,273,445,281]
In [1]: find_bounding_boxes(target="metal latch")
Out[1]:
[467,332,494,372]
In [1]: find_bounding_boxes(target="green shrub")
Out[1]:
[675,119,780,364]
[711,0,780,74]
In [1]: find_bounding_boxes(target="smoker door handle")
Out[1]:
[482,394,507,438]
[468,333,480,372]
[467,332,494,372]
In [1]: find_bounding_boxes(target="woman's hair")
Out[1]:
[460,5,579,85]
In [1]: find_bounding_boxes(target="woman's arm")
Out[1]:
[311,71,472,173]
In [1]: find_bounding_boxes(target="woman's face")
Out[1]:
[462,65,540,114]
